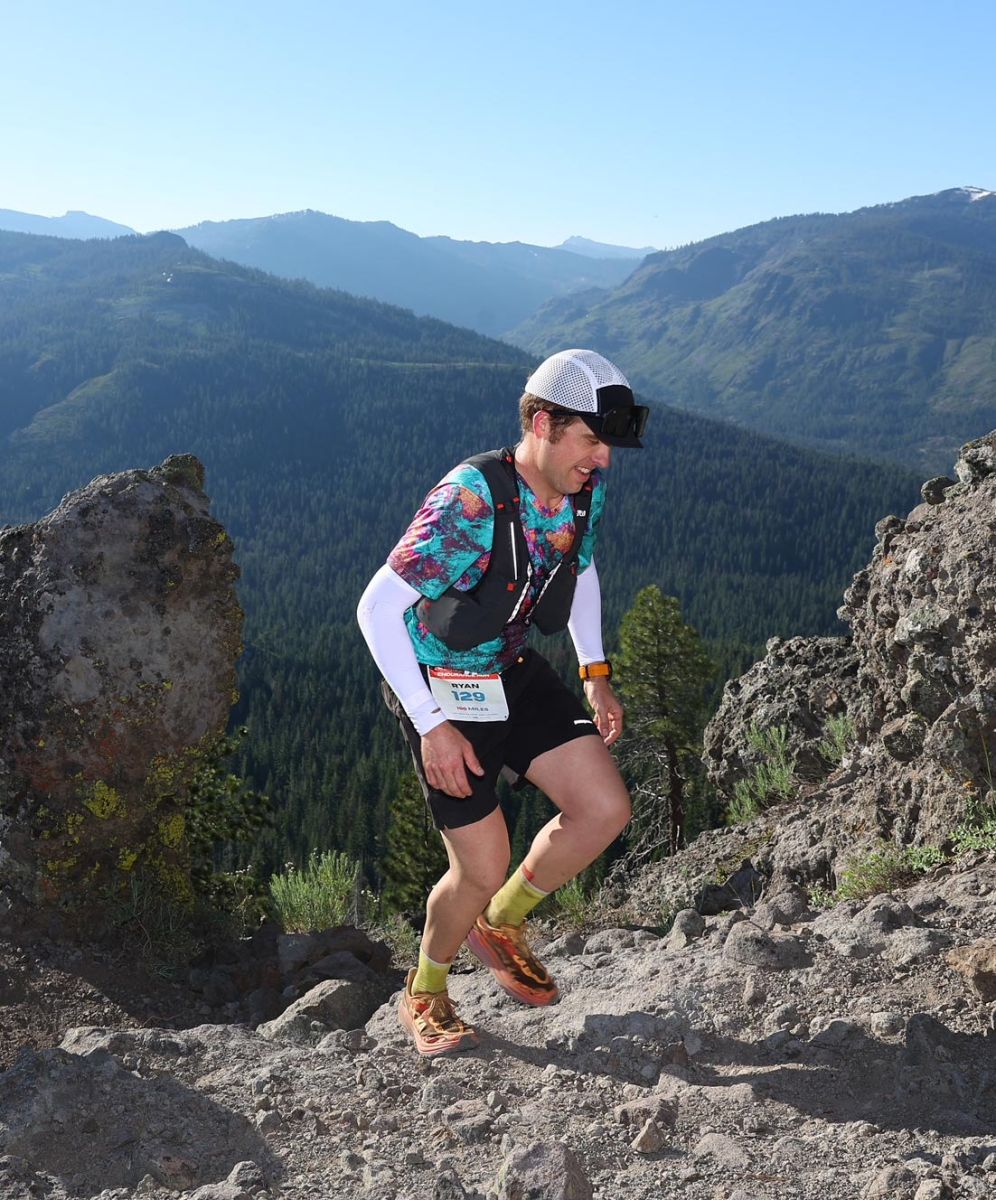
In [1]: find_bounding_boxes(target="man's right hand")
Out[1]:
[421,722,485,798]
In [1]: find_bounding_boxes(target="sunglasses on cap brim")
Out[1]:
[596,404,650,441]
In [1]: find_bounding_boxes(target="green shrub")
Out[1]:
[726,724,796,823]
[554,877,596,930]
[951,816,996,853]
[269,850,360,932]
[833,842,946,902]
[818,714,856,766]
[370,911,421,968]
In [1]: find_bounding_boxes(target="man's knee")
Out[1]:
[448,858,511,903]
[604,786,631,838]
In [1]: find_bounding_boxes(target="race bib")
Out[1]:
[428,667,509,722]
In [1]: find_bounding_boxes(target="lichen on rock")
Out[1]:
[0,454,242,930]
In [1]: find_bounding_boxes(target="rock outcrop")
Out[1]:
[0,456,242,929]
[698,431,996,890]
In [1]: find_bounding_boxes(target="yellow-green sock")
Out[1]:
[485,866,550,928]
[411,948,451,994]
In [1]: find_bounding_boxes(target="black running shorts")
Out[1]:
[382,650,600,831]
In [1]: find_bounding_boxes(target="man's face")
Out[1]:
[537,414,612,496]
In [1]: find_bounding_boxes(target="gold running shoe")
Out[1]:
[465,914,559,1006]
[398,969,480,1057]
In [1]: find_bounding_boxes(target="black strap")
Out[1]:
[466,447,592,576]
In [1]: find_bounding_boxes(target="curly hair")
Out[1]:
[518,392,581,442]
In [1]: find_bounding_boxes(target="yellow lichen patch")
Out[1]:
[118,849,140,872]
[83,780,123,819]
[149,856,196,906]
[44,856,80,875]
[159,812,186,848]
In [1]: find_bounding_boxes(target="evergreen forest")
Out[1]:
[0,230,923,888]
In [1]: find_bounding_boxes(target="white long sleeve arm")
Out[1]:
[568,557,606,666]
[356,565,447,736]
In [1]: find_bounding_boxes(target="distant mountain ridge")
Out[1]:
[511,187,996,471]
[0,208,135,239]
[174,210,641,337]
[558,235,658,259]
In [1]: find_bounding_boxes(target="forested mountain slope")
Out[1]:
[177,211,640,338]
[511,188,996,472]
[0,230,920,874]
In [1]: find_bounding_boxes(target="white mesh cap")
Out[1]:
[525,349,631,415]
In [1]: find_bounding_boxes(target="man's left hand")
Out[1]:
[583,678,623,747]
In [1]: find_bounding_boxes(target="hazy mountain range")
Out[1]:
[174,212,643,336]
[0,209,134,239]
[5,189,996,474]
[512,187,996,471]
[0,207,647,339]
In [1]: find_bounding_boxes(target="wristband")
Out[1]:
[578,660,612,681]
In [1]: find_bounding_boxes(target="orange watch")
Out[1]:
[578,661,613,681]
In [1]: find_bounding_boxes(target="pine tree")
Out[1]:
[615,585,717,863]
[380,772,448,914]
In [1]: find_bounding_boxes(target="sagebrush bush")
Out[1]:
[269,850,360,932]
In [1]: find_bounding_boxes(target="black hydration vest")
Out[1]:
[417,447,593,653]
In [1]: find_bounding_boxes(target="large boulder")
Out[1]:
[0,455,242,928]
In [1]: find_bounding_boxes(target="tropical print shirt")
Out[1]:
[388,460,605,674]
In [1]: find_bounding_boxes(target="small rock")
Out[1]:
[947,940,996,1002]
[668,909,706,949]
[257,976,385,1044]
[692,1132,749,1170]
[697,861,765,915]
[913,1181,952,1200]
[254,1109,282,1134]
[861,1164,918,1199]
[443,1099,494,1144]
[921,476,956,504]
[186,1184,249,1200]
[723,922,808,970]
[422,1078,469,1110]
[227,1161,266,1192]
[753,884,810,928]
[742,976,767,1006]
[495,1141,593,1200]
[870,1010,906,1037]
[766,1003,800,1032]
[434,1169,469,1199]
[631,1119,667,1153]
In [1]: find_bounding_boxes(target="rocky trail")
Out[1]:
[3,851,996,1200]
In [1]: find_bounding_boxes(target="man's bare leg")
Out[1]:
[420,806,511,964]
[520,735,631,892]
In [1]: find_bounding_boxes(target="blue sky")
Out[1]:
[3,1,994,249]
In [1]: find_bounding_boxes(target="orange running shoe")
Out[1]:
[465,914,559,1006]
[398,969,480,1057]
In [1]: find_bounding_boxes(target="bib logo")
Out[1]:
[576,508,587,517]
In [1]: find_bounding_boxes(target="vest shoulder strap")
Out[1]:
[461,446,592,569]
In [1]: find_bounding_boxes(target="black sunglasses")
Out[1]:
[599,404,650,440]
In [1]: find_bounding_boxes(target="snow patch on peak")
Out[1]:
[961,186,994,202]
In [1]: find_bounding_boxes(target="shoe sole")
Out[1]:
[465,926,559,1007]
[397,995,479,1057]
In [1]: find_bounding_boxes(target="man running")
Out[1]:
[357,348,647,1055]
